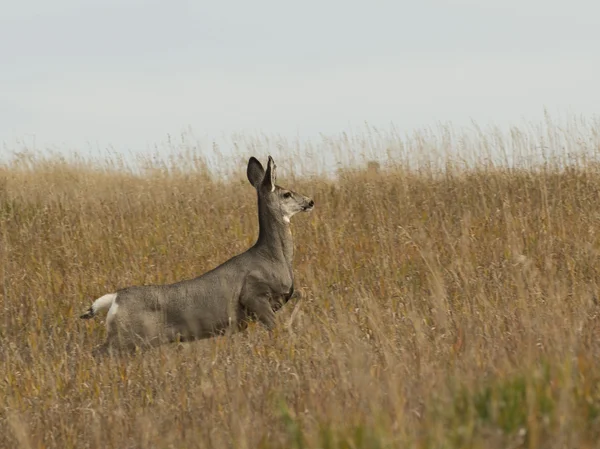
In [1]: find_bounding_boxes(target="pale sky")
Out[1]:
[1,0,599,161]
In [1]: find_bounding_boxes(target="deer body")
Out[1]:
[80,156,314,353]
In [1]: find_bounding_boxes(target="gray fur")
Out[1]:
[80,156,314,354]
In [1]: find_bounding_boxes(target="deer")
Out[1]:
[79,156,314,354]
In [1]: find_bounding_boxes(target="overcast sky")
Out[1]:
[1,0,599,159]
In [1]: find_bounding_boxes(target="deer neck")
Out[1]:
[255,198,294,267]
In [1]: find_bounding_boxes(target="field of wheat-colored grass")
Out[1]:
[2,119,600,448]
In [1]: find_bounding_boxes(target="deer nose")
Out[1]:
[308,200,314,208]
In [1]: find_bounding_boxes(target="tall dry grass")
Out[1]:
[2,119,600,448]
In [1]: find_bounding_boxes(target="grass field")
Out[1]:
[2,120,600,448]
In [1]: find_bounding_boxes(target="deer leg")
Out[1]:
[241,295,276,330]
[240,273,283,330]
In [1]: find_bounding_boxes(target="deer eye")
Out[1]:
[283,192,292,199]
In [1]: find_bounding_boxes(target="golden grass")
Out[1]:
[2,120,600,448]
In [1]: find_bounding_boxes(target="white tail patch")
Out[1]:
[106,301,119,330]
[92,293,117,315]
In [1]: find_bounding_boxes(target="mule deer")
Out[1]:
[80,156,314,354]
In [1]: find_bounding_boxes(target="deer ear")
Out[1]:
[247,157,265,188]
[262,156,276,192]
